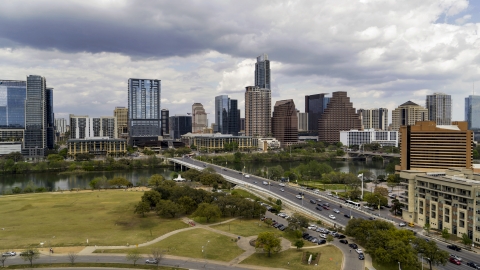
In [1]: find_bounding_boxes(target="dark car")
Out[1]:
[358,253,365,260]
[349,243,358,249]
[344,214,351,218]
[339,239,348,244]
[315,206,323,211]
[310,199,316,204]
[323,206,330,210]
[317,239,327,245]
[299,192,305,196]
[337,235,346,239]
[223,168,227,171]
[447,244,462,251]
[278,225,286,231]
[203,165,206,167]
[466,262,480,269]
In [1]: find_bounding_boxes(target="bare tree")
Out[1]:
[151,248,164,266]
[67,252,78,265]
[126,249,143,266]
[20,249,40,267]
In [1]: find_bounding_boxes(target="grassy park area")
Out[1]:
[0,190,188,249]
[241,245,343,270]
[97,228,244,262]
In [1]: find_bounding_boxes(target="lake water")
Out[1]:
[0,159,387,194]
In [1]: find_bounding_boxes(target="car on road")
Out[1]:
[329,214,336,220]
[368,217,375,220]
[447,244,462,251]
[223,168,227,171]
[323,206,330,210]
[466,261,480,269]
[399,222,406,227]
[315,206,323,211]
[203,164,206,167]
[279,183,285,187]
[296,195,303,199]
[310,199,316,204]
[408,222,415,227]
[316,198,322,202]
[2,251,16,257]
[244,174,250,178]
[263,181,268,185]
[146,259,158,264]
[344,214,351,218]
[349,243,358,249]
[449,257,461,265]
[355,248,363,254]
[339,239,348,244]
[333,209,340,213]
[280,188,284,192]
[358,253,365,260]
[253,181,258,184]
[450,254,462,261]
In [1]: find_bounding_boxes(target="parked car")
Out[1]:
[450,254,462,261]
[310,237,319,243]
[408,222,415,227]
[339,239,348,244]
[349,243,358,249]
[447,244,462,251]
[355,248,363,254]
[449,257,461,265]
[358,253,365,260]
[317,239,327,245]
[329,214,336,220]
[146,259,158,264]
[319,234,327,239]
[337,235,346,239]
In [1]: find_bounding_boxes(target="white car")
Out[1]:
[278,213,287,217]
[296,195,302,199]
[280,188,284,192]
[329,214,336,220]
[2,251,16,256]
[356,248,363,254]
[319,234,327,239]
[333,209,340,214]
[146,259,158,264]
[398,222,406,227]
[308,225,317,230]
[244,174,250,178]
[262,181,268,185]
[279,183,285,187]
[326,193,333,196]
[450,254,462,261]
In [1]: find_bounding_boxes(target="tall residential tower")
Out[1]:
[23,75,48,158]
[426,93,452,125]
[255,54,270,89]
[357,108,388,130]
[245,86,271,137]
[391,101,428,131]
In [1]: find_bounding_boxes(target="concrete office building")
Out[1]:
[357,108,388,130]
[55,118,67,134]
[23,75,48,158]
[245,86,271,137]
[192,103,208,133]
[272,99,298,147]
[0,141,22,155]
[426,93,452,125]
[340,129,398,147]
[0,80,26,141]
[214,95,240,135]
[114,107,128,139]
[318,91,362,143]
[297,111,308,132]
[181,133,258,152]
[69,115,117,139]
[169,115,192,140]
[400,168,480,244]
[391,101,428,131]
[128,79,161,144]
[305,94,330,136]
[398,121,473,171]
[255,54,270,89]
[67,137,127,158]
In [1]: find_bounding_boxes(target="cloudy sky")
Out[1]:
[1,0,480,123]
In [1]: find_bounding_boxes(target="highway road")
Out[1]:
[175,157,480,270]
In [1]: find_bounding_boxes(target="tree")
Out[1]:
[148,174,164,187]
[413,238,448,270]
[390,199,403,216]
[151,248,163,266]
[386,174,401,191]
[423,222,431,236]
[461,233,473,248]
[67,252,78,265]
[192,203,221,223]
[4,152,24,162]
[141,190,162,209]
[108,177,130,187]
[155,200,182,218]
[255,232,281,257]
[294,239,304,249]
[134,201,150,217]
[126,249,143,266]
[21,249,40,267]
[441,228,450,242]
[374,186,388,197]
[178,196,196,214]
[326,235,334,243]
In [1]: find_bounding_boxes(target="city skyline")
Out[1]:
[0,1,480,122]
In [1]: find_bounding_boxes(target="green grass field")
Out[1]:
[0,190,188,249]
[241,245,343,270]
[96,228,244,262]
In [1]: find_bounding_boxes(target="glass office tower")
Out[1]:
[215,95,240,135]
[0,80,26,129]
[255,54,270,89]
[465,95,480,130]
[23,75,47,158]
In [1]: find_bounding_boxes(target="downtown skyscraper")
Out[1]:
[465,95,480,130]
[255,54,270,89]
[128,78,161,145]
[214,95,240,135]
[426,93,452,125]
[23,75,48,158]
[245,86,271,137]
[357,108,388,130]
[305,93,330,135]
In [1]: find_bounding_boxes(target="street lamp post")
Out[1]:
[398,261,401,270]
[202,240,210,259]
